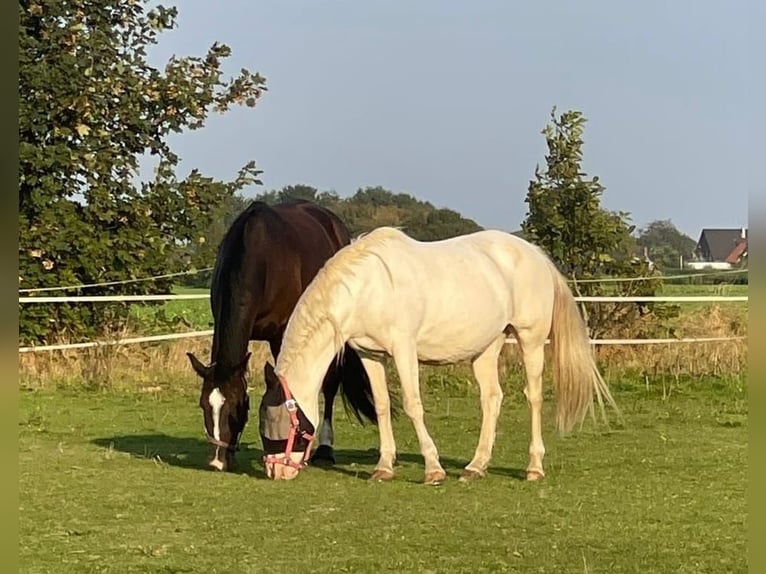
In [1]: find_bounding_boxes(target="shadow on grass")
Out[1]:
[311,448,527,482]
[91,434,266,477]
[91,436,527,482]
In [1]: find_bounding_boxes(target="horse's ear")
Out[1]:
[263,362,278,390]
[187,352,211,379]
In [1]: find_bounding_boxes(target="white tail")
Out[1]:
[547,264,619,432]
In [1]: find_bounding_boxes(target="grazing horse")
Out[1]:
[187,200,377,472]
[259,227,618,483]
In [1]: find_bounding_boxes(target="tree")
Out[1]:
[402,208,483,241]
[181,192,252,288]
[521,108,671,339]
[334,186,483,238]
[19,1,265,344]
[251,184,483,239]
[636,220,696,270]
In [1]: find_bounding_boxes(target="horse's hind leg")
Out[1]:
[312,363,340,465]
[516,328,547,481]
[460,335,505,481]
[392,344,446,486]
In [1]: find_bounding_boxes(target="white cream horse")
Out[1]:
[259,227,617,483]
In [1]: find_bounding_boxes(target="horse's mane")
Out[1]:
[277,227,403,372]
[209,201,275,371]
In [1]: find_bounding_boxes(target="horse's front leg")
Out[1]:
[361,357,397,482]
[393,345,446,485]
[311,364,340,465]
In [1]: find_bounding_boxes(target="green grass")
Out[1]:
[127,287,211,334]
[657,283,748,322]
[659,283,748,297]
[19,377,747,573]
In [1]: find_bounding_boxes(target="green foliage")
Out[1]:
[636,219,697,270]
[258,184,484,240]
[522,108,676,338]
[179,184,484,287]
[183,194,251,288]
[337,186,484,240]
[255,184,342,207]
[18,0,265,344]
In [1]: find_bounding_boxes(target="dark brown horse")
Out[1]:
[187,199,377,472]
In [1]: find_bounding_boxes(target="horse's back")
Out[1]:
[270,200,351,249]
[240,200,348,252]
[212,200,352,343]
[335,228,557,361]
[404,229,555,321]
[217,200,348,279]
[365,228,552,292]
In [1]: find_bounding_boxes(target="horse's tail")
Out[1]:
[547,263,619,433]
[335,344,379,425]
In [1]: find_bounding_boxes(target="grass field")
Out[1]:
[18,277,749,572]
[19,375,747,573]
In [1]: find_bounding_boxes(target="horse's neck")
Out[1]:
[275,321,340,429]
[211,295,252,370]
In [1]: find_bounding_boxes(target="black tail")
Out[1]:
[335,344,379,425]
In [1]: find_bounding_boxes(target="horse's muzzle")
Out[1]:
[208,446,235,472]
[263,452,306,480]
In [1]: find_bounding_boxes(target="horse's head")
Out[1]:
[258,362,316,480]
[186,352,251,472]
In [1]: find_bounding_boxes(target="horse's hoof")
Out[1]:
[369,469,395,482]
[458,468,486,482]
[310,445,335,466]
[424,470,447,486]
[526,469,545,481]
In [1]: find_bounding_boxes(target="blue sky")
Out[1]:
[147,1,757,239]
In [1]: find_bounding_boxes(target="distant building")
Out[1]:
[687,227,748,270]
[632,245,655,270]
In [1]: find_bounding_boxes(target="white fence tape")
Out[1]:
[19,294,209,303]
[18,267,747,293]
[18,330,215,353]
[17,292,748,354]
[18,294,749,304]
[506,336,746,346]
[19,268,214,294]
[570,269,747,283]
[575,295,747,303]
[18,331,746,354]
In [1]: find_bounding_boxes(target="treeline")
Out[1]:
[187,184,721,281]
[181,184,484,287]
[254,184,484,240]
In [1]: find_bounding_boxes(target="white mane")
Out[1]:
[276,227,404,372]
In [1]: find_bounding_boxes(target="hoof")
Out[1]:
[424,470,447,486]
[310,445,335,466]
[458,468,486,482]
[526,469,545,481]
[369,469,395,482]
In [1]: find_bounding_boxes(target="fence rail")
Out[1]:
[18,331,746,354]
[18,292,748,354]
[18,267,748,293]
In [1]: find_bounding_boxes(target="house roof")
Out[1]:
[697,228,747,262]
[725,240,747,264]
